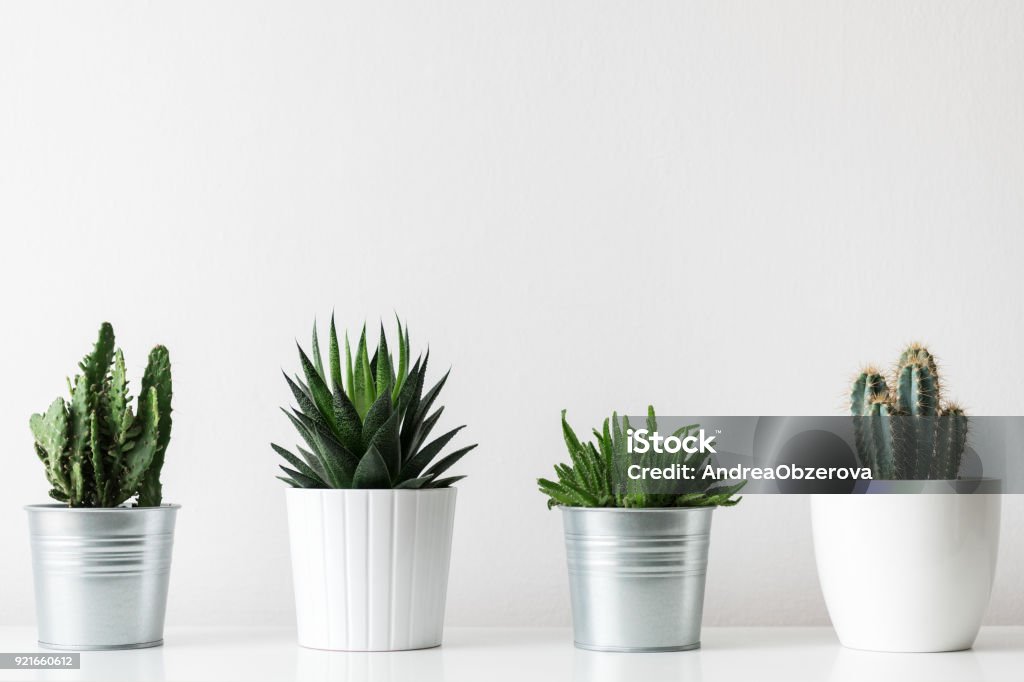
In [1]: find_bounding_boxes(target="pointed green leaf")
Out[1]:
[538,478,582,508]
[329,315,343,394]
[368,410,401,481]
[272,443,327,486]
[360,331,375,410]
[429,475,465,488]
[351,444,391,488]
[395,475,433,489]
[562,410,584,454]
[279,465,324,489]
[396,356,422,417]
[284,371,338,438]
[352,326,372,416]
[413,369,449,428]
[332,384,363,453]
[282,409,344,487]
[375,323,393,400]
[361,392,394,461]
[421,443,477,480]
[556,478,600,506]
[398,426,466,480]
[297,343,336,429]
[344,331,354,399]
[285,408,358,487]
[311,320,325,380]
[296,445,330,483]
[392,316,409,402]
[409,406,445,457]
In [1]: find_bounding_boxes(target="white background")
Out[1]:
[1,1,1022,629]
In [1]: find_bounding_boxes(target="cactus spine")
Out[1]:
[849,344,967,480]
[29,323,173,507]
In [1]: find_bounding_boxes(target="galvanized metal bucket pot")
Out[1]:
[25,504,180,650]
[286,488,457,651]
[561,506,714,652]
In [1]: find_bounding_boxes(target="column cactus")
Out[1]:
[29,322,173,507]
[849,344,968,481]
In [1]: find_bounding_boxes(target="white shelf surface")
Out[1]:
[0,626,1022,682]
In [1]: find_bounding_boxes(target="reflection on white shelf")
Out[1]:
[0,627,1021,682]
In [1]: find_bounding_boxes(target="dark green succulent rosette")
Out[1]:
[273,316,477,489]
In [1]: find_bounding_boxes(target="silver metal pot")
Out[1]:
[25,504,180,650]
[561,506,713,652]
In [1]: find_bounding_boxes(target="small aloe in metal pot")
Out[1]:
[539,407,742,652]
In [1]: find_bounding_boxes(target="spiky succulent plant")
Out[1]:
[29,322,173,507]
[538,406,743,509]
[850,343,968,480]
[273,317,476,489]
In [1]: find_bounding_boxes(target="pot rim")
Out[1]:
[556,504,714,513]
[24,503,182,512]
[844,478,1003,494]
[284,487,456,495]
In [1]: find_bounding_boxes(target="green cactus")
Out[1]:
[850,368,888,473]
[865,397,897,480]
[934,405,968,480]
[849,344,967,481]
[138,346,173,506]
[29,323,174,507]
[893,355,940,478]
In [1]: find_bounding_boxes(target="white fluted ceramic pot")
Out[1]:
[286,488,457,651]
[811,493,1001,652]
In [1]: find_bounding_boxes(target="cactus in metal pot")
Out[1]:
[29,323,173,507]
[849,344,967,480]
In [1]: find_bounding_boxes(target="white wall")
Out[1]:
[1,1,1022,628]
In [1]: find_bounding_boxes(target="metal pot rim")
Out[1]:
[557,505,714,513]
[284,488,457,496]
[24,503,181,512]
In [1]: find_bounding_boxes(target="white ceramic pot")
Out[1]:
[285,488,457,651]
[811,493,1001,652]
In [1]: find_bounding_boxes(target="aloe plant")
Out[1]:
[273,317,476,489]
[538,406,743,509]
[29,323,173,507]
[850,343,968,480]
